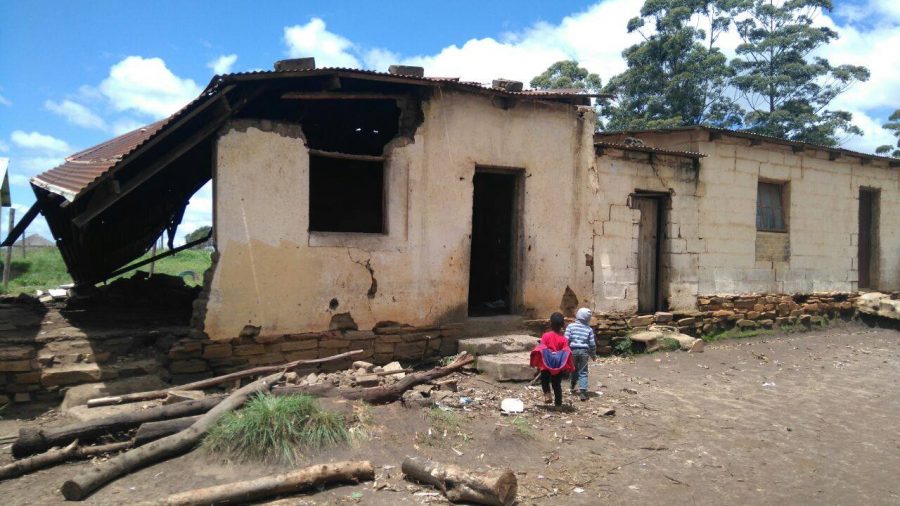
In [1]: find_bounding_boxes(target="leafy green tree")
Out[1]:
[530,60,603,91]
[184,225,212,249]
[731,0,870,146]
[602,0,744,130]
[875,109,900,157]
[531,60,606,129]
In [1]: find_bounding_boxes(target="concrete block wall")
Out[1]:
[591,148,703,312]
[599,130,900,304]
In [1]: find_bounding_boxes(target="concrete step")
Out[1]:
[39,357,165,388]
[475,351,535,382]
[457,334,537,355]
[461,315,526,337]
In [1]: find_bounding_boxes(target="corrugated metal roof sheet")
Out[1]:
[594,141,705,159]
[596,126,899,165]
[32,67,604,201]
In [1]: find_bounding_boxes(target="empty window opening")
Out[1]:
[756,181,788,232]
[468,171,519,317]
[308,154,384,233]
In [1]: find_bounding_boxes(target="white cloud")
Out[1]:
[99,56,202,119]
[10,131,70,153]
[0,94,11,106]
[283,18,361,68]
[208,54,238,74]
[9,174,29,186]
[17,156,65,174]
[44,99,107,130]
[0,140,8,152]
[111,118,147,136]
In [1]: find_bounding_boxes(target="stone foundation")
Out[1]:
[0,292,870,404]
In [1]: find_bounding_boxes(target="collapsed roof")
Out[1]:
[19,65,604,287]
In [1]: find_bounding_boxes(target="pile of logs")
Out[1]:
[2,350,477,503]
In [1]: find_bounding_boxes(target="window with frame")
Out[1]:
[756,181,787,232]
[308,153,385,234]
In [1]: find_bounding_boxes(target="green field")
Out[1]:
[0,246,212,295]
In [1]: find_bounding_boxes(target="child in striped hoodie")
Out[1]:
[565,307,596,401]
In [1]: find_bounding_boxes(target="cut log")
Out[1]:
[0,440,131,481]
[60,372,283,501]
[88,349,363,408]
[342,352,474,404]
[12,395,225,458]
[134,416,201,446]
[137,460,374,506]
[401,456,517,506]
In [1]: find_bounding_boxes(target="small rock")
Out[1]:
[284,371,299,383]
[383,361,405,379]
[599,407,616,416]
[355,374,380,388]
[623,388,638,395]
[653,312,673,324]
[306,373,319,384]
[352,361,375,372]
[402,389,433,408]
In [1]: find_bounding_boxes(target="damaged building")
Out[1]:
[7,59,899,365]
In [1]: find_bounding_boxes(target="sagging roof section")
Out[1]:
[31,66,603,287]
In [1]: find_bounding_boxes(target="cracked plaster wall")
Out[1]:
[202,92,595,340]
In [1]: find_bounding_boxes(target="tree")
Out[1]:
[530,60,603,91]
[731,0,870,146]
[875,109,900,157]
[184,225,212,249]
[602,0,744,131]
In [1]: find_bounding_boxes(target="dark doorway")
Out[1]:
[468,171,518,316]
[858,188,879,289]
[633,194,666,313]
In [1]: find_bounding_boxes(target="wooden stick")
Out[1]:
[136,461,374,506]
[133,417,201,447]
[401,456,517,506]
[88,349,363,408]
[0,440,131,481]
[60,372,283,501]
[341,352,474,404]
[12,395,225,459]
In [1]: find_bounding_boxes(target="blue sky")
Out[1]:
[1,0,897,244]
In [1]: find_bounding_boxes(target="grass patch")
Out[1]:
[0,246,212,295]
[613,337,634,356]
[701,326,774,343]
[202,394,349,464]
[511,416,534,439]
[420,408,467,446]
[659,337,681,351]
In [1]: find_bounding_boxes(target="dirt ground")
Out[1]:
[1,321,897,505]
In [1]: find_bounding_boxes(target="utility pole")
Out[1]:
[3,207,15,291]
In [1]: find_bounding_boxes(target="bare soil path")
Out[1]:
[1,322,897,505]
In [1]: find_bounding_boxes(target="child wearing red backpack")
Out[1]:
[529,312,575,406]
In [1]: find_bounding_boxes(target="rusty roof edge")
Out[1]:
[594,141,706,159]
[33,76,229,201]
[596,126,898,165]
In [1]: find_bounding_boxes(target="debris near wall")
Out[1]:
[68,272,200,322]
[856,292,900,322]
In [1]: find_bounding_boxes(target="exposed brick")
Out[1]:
[15,371,41,384]
[0,346,36,361]
[279,339,318,352]
[234,344,265,356]
[202,343,233,359]
[0,360,37,373]
[169,360,209,374]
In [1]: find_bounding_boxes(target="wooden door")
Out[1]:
[858,189,877,289]
[635,197,660,313]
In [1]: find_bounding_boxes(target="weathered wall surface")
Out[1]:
[589,149,703,312]
[203,94,596,340]
[599,130,900,304]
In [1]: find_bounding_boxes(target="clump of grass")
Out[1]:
[659,337,681,351]
[202,394,349,464]
[613,337,634,356]
[511,416,534,439]
[701,326,773,343]
[420,408,466,447]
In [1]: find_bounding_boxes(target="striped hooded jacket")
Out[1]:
[565,308,596,354]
